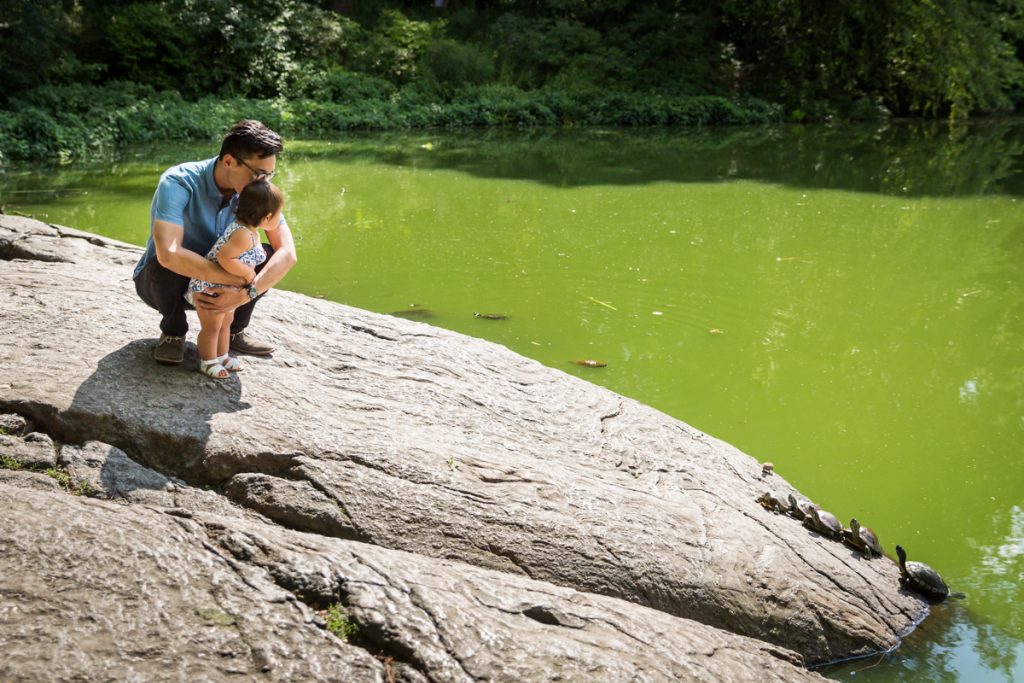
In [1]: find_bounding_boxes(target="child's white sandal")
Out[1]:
[219,354,244,372]
[199,358,229,379]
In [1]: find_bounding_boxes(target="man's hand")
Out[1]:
[193,287,249,313]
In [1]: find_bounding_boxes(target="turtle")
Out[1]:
[473,312,508,320]
[895,545,949,600]
[787,493,815,521]
[843,518,883,558]
[574,359,607,368]
[756,491,790,514]
[803,505,843,539]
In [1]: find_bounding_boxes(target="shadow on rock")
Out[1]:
[60,339,250,481]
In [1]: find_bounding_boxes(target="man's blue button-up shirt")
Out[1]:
[133,157,288,278]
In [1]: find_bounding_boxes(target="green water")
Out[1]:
[2,121,1022,681]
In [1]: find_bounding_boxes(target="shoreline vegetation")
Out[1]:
[1,1,1021,163]
[0,83,781,163]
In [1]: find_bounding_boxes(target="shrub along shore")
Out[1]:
[2,1,1019,163]
[0,82,781,163]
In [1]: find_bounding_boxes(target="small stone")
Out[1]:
[0,414,28,436]
[0,433,57,469]
[23,432,53,446]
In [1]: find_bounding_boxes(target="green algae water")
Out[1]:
[2,121,1022,681]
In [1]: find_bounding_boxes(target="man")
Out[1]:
[133,120,298,364]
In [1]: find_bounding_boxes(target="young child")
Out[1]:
[185,180,284,378]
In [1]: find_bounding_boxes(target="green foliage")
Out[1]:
[0,81,783,161]
[73,0,366,100]
[720,0,1024,119]
[0,447,92,495]
[39,465,94,495]
[0,0,1020,156]
[419,39,495,91]
[95,3,193,92]
[0,455,23,470]
[0,0,88,101]
[0,83,291,161]
[291,66,397,105]
[883,0,1024,119]
[348,9,441,85]
[325,604,359,641]
[45,467,72,490]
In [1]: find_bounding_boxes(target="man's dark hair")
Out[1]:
[236,180,284,227]
[219,120,283,161]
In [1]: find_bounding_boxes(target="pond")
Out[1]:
[2,120,1022,681]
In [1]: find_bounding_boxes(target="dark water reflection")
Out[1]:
[823,601,1024,682]
[289,119,1024,197]
[823,501,1024,681]
[2,120,1022,202]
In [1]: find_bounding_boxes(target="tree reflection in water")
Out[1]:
[825,504,1024,682]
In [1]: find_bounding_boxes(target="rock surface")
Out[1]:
[0,215,930,677]
[0,477,824,682]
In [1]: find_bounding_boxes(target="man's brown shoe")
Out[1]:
[153,334,185,364]
[230,331,274,356]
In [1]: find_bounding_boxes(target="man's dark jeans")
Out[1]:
[134,243,274,337]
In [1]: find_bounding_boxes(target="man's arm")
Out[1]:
[250,219,298,295]
[153,219,247,286]
[185,218,296,315]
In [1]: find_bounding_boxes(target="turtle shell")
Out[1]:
[756,492,789,514]
[906,561,949,598]
[859,526,883,557]
[804,507,842,537]
[788,495,813,521]
[846,520,883,558]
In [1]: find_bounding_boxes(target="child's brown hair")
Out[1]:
[236,180,284,228]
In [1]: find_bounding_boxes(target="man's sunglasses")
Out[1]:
[236,156,276,181]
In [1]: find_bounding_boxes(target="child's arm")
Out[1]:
[216,229,259,284]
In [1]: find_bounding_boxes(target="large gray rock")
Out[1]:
[0,481,825,682]
[0,482,386,683]
[0,215,928,668]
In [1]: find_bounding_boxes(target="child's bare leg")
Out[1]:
[219,310,245,372]
[216,310,234,359]
[196,307,229,378]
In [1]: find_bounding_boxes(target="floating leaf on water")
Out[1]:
[708,328,724,335]
[574,359,607,368]
[420,142,435,150]
[586,296,618,311]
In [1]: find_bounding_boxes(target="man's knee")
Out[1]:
[136,261,190,312]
